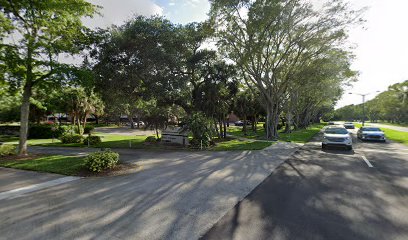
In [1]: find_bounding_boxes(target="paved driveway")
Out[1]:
[0,144,297,240]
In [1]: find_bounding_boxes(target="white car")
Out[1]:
[357,127,386,142]
[322,126,353,150]
[343,122,355,129]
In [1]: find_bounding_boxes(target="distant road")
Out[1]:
[364,123,408,132]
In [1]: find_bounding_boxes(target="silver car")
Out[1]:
[322,126,353,150]
[357,127,386,142]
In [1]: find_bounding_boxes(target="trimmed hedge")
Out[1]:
[83,135,102,146]
[60,134,83,144]
[0,144,16,156]
[85,150,119,172]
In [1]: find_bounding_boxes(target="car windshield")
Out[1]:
[362,127,381,131]
[325,128,348,134]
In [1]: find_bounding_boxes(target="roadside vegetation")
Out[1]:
[332,81,407,125]
[228,123,326,144]
[1,0,363,154]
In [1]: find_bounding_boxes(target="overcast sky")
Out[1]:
[84,0,408,109]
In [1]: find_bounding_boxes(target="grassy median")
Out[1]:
[0,155,86,175]
[227,123,326,143]
[211,138,272,151]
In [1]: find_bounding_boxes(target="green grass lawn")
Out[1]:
[382,128,408,145]
[227,123,326,143]
[367,121,408,127]
[1,134,152,149]
[212,138,272,151]
[0,155,86,175]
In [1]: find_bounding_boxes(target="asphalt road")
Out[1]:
[201,131,408,240]
[0,144,298,240]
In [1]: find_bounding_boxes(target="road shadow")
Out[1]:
[201,146,408,240]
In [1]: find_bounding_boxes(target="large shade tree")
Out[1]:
[210,0,363,139]
[0,0,98,154]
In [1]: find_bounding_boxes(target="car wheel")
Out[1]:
[321,144,326,150]
[346,146,353,151]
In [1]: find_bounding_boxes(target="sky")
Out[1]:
[84,0,408,109]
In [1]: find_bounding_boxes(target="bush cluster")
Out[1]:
[85,150,119,173]
[0,144,16,156]
[83,135,102,146]
[28,124,57,139]
[27,124,95,139]
[60,134,83,144]
[83,125,95,134]
[145,136,158,143]
[188,112,213,149]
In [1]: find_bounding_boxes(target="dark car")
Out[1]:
[234,120,251,126]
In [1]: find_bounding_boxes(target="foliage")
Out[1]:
[334,81,408,123]
[188,112,214,148]
[85,150,119,173]
[84,125,95,134]
[0,0,98,154]
[60,134,83,144]
[28,124,67,139]
[0,144,16,156]
[145,136,158,143]
[210,0,362,138]
[83,135,102,146]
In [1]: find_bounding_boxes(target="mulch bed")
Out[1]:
[77,162,141,177]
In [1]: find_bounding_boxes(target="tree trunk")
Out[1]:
[155,123,159,139]
[95,115,99,125]
[284,112,293,133]
[77,116,82,135]
[243,114,247,136]
[18,83,32,155]
[223,120,227,138]
[129,116,135,129]
[213,119,220,138]
[82,115,88,135]
[265,102,280,140]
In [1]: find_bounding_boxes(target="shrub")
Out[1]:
[188,112,213,149]
[85,150,119,173]
[145,136,158,143]
[83,135,102,146]
[84,125,95,134]
[60,134,83,144]
[0,144,16,156]
[28,124,70,139]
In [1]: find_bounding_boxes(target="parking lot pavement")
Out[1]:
[0,167,64,193]
[0,146,299,240]
[201,134,408,240]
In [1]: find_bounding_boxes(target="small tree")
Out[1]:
[0,0,98,154]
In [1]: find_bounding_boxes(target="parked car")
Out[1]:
[328,121,335,125]
[234,120,251,126]
[322,126,353,150]
[357,127,386,142]
[343,122,355,129]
